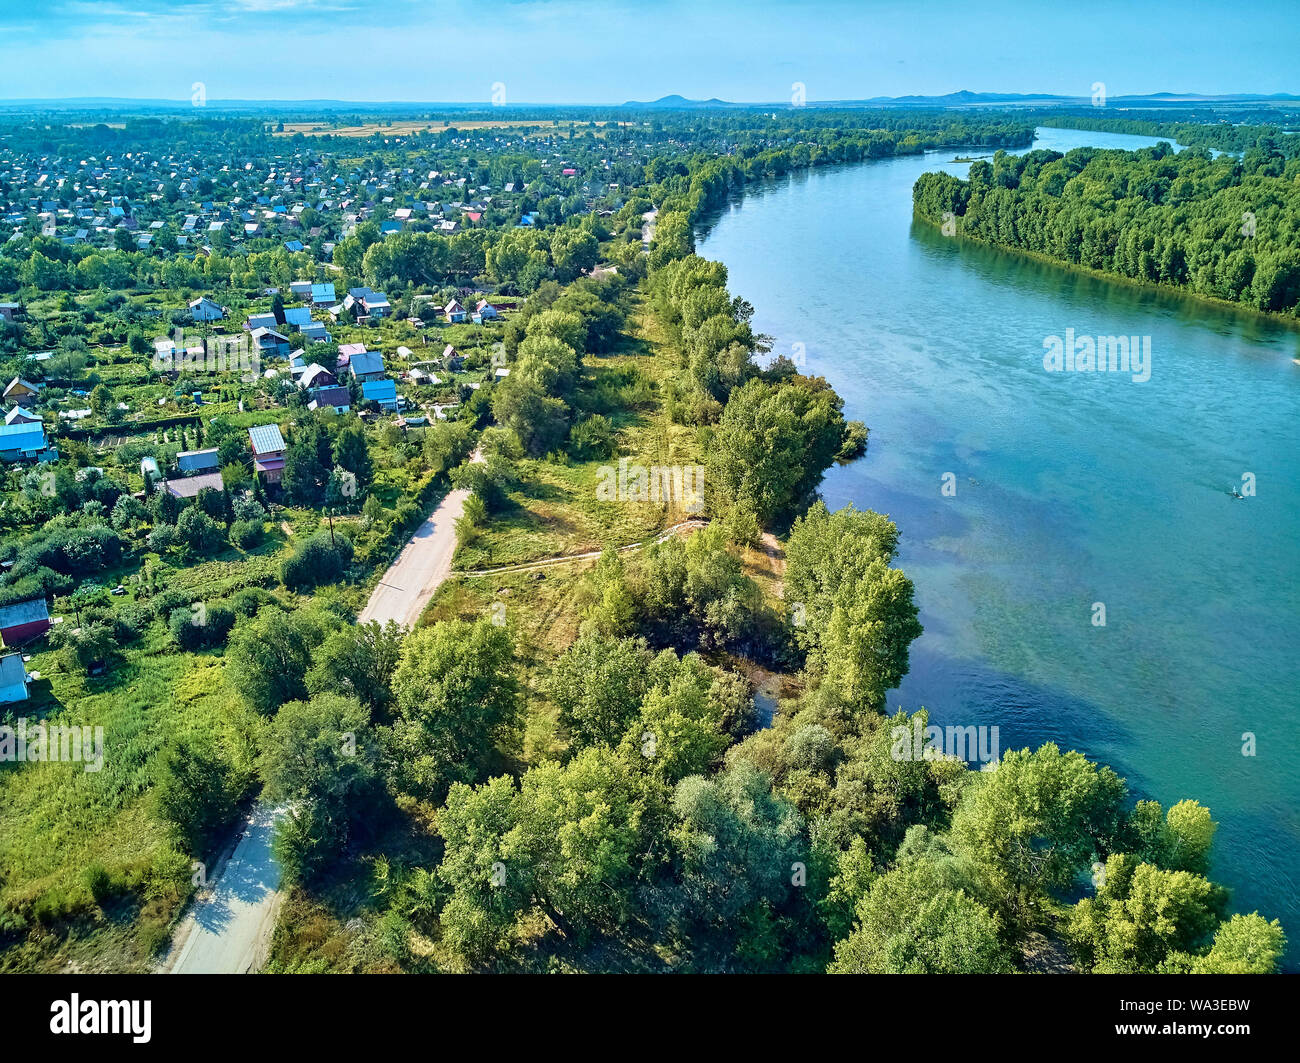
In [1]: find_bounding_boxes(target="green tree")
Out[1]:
[385,619,518,799]
[705,375,846,529]
[305,620,405,717]
[829,852,1010,973]
[225,607,335,714]
[260,693,382,884]
[951,744,1128,923]
[153,735,243,855]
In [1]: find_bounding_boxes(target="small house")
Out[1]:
[0,653,30,704]
[162,471,225,500]
[299,364,339,391]
[4,406,41,426]
[176,447,220,474]
[348,351,386,383]
[308,386,352,415]
[0,421,50,461]
[361,378,399,411]
[3,377,43,407]
[246,312,279,332]
[250,327,290,359]
[248,423,287,485]
[300,320,330,344]
[0,597,51,645]
[189,296,225,322]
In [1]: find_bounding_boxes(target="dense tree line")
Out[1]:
[914,142,1300,314]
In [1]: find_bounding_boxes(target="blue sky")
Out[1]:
[0,0,1295,103]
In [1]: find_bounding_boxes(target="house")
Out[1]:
[248,423,287,485]
[300,321,330,344]
[348,350,386,382]
[299,363,338,391]
[162,471,225,499]
[310,282,336,306]
[308,386,352,414]
[441,344,463,369]
[474,299,499,321]
[0,597,51,645]
[246,312,279,332]
[189,296,224,322]
[0,653,29,704]
[0,302,21,322]
[250,327,290,358]
[0,421,50,461]
[283,306,312,328]
[5,405,41,426]
[3,377,43,407]
[444,299,466,323]
[176,447,220,474]
[361,378,399,411]
[289,280,314,299]
[344,287,391,320]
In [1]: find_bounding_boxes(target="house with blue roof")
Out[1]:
[310,282,336,306]
[348,350,386,382]
[361,378,399,411]
[0,421,51,462]
[0,653,30,705]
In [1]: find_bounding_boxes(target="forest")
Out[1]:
[913,139,1300,314]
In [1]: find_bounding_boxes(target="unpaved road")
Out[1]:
[164,455,492,974]
[166,804,284,974]
[359,449,485,629]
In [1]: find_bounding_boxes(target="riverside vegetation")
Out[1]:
[0,105,1285,973]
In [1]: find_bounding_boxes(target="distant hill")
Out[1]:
[621,94,737,108]
[0,90,1296,114]
[617,89,1300,110]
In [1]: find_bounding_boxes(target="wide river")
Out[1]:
[697,127,1300,965]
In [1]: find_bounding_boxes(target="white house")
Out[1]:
[189,296,224,322]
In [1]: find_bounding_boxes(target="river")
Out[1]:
[696,126,1300,966]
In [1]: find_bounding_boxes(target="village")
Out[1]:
[0,111,668,713]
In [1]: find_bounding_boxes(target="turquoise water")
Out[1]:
[697,128,1300,965]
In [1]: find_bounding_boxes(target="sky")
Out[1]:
[0,0,1295,104]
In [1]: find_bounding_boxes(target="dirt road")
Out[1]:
[166,804,283,975]
[359,449,485,629]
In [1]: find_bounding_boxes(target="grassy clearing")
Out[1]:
[454,296,704,570]
[0,634,264,971]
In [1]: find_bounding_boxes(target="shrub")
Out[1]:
[168,604,236,651]
[281,532,354,592]
[568,413,617,461]
[229,587,276,618]
[230,519,264,550]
